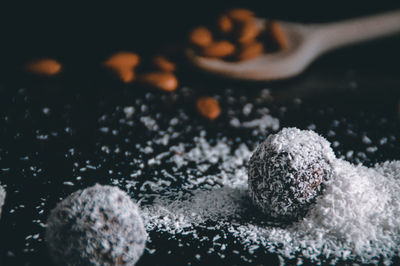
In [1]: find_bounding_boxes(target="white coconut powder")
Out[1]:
[140,129,400,264]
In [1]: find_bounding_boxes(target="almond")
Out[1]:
[227,8,255,22]
[217,15,233,35]
[104,52,140,69]
[196,97,221,120]
[118,69,136,83]
[24,59,62,76]
[104,52,140,83]
[139,72,178,92]
[270,21,289,50]
[201,41,235,58]
[152,55,176,72]
[189,26,213,47]
[237,18,260,44]
[235,41,264,61]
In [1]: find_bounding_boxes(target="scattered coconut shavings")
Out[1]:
[3,85,400,265]
[123,106,135,119]
[230,114,279,132]
[140,116,158,131]
[141,129,400,265]
[0,185,6,218]
[162,132,252,192]
[143,187,247,234]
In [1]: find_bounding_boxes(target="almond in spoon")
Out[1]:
[189,26,213,47]
[235,41,264,61]
[217,15,233,35]
[237,18,260,44]
[227,8,255,22]
[201,41,235,58]
[269,21,289,50]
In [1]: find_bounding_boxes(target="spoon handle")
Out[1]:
[314,10,400,52]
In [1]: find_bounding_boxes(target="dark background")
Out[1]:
[0,1,398,106]
[0,1,400,265]
[1,1,400,72]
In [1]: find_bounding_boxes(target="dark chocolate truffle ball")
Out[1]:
[0,185,5,219]
[46,184,147,266]
[248,128,335,222]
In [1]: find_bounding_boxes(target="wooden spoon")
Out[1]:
[186,10,400,81]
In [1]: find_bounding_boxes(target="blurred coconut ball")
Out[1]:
[46,184,147,265]
[248,128,335,222]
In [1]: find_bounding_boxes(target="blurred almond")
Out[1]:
[152,55,176,72]
[24,59,62,76]
[201,41,235,58]
[227,8,254,22]
[270,21,289,50]
[118,69,136,83]
[196,97,221,120]
[104,52,140,83]
[104,52,140,69]
[217,15,233,34]
[237,19,260,44]
[139,72,178,92]
[236,41,264,61]
[189,27,213,47]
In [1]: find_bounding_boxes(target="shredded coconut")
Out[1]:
[0,185,5,219]
[230,114,279,132]
[140,128,400,264]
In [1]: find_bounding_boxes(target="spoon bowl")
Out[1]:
[186,11,400,81]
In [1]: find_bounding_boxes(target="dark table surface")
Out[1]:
[0,2,400,265]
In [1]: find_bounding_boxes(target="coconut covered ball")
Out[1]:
[0,185,5,219]
[248,128,336,222]
[46,184,147,266]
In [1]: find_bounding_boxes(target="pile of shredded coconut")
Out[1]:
[140,128,400,264]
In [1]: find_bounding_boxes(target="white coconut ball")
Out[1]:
[248,128,336,222]
[46,184,147,265]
